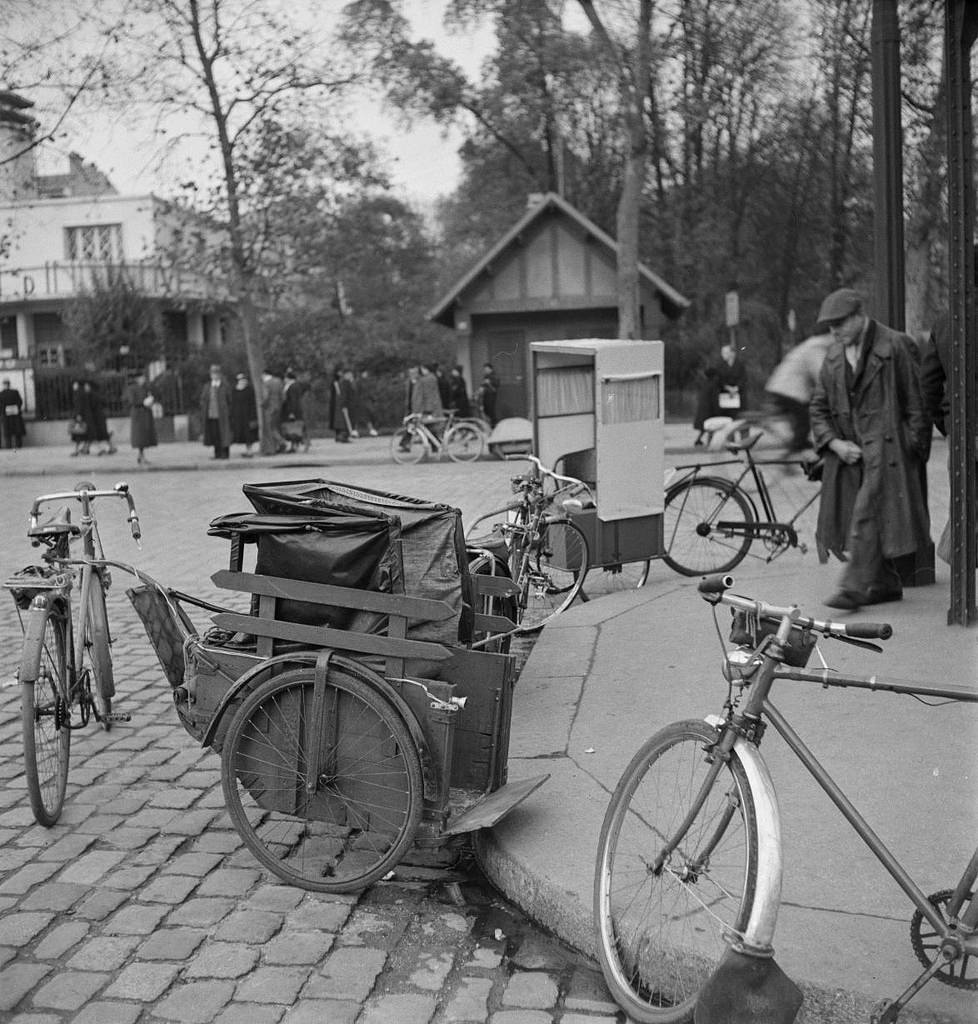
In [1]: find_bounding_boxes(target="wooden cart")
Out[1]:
[128,479,546,893]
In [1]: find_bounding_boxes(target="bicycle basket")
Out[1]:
[729,608,816,667]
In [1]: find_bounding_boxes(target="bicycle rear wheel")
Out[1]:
[221,665,423,892]
[390,426,427,464]
[517,519,589,632]
[85,572,114,728]
[444,422,485,463]
[21,600,71,826]
[662,477,755,577]
[594,719,758,1023]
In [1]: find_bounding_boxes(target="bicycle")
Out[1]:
[465,454,591,632]
[661,423,822,577]
[593,574,978,1024]
[4,481,142,825]
[390,411,486,464]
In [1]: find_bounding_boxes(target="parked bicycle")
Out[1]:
[593,574,978,1024]
[390,411,486,464]
[466,454,591,632]
[5,482,142,825]
[660,424,822,577]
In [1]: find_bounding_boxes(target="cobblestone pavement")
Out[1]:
[0,462,624,1023]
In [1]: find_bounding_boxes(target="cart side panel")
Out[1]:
[438,649,516,793]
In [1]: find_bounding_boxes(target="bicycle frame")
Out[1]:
[670,450,820,544]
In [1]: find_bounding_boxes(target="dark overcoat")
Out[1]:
[810,321,930,563]
[199,379,232,449]
[127,382,158,450]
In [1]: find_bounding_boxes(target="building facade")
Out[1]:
[0,90,231,430]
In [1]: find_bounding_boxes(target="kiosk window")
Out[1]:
[536,366,594,416]
[601,375,660,424]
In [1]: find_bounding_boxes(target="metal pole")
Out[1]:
[944,0,978,625]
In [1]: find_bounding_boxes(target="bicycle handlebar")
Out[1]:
[30,481,142,544]
[697,574,893,641]
[503,452,591,495]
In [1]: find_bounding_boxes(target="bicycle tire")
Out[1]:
[221,665,424,893]
[390,426,427,464]
[85,572,114,729]
[21,601,71,827]
[662,477,755,577]
[444,422,485,463]
[517,519,589,632]
[467,550,516,654]
[594,719,759,1023]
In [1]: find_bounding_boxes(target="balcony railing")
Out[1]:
[0,261,232,304]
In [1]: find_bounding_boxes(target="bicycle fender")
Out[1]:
[19,594,56,684]
[705,714,783,956]
[201,650,441,802]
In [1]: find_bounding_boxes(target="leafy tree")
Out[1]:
[62,267,165,372]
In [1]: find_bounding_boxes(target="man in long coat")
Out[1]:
[810,288,930,610]
[199,363,232,459]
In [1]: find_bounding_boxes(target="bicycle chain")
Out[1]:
[909,889,978,989]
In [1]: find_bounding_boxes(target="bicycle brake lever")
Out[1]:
[832,634,882,654]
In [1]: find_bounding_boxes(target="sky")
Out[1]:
[31,2,496,211]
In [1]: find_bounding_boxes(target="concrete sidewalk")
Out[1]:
[481,432,978,1023]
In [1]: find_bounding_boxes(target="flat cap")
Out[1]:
[817,287,863,326]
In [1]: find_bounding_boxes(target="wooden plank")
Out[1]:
[470,574,519,597]
[211,612,450,661]
[473,613,517,634]
[212,570,455,621]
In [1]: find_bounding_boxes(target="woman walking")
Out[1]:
[127,371,158,465]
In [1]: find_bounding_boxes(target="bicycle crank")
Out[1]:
[909,889,978,989]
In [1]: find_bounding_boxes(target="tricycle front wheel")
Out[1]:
[221,665,423,892]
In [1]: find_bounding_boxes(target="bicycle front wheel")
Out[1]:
[594,719,759,1023]
[21,601,72,826]
[390,426,427,464]
[85,573,114,728]
[517,519,589,632]
[221,665,423,893]
[662,477,755,577]
[444,422,485,463]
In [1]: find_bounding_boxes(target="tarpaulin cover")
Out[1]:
[242,479,471,646]
[207,507,402,634]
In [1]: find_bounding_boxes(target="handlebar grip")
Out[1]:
[131,522,142,541]
[843,622,893,640]
[698,575,734,595]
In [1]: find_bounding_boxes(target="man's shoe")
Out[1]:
[824,589,863,611]
[864,586,902,605]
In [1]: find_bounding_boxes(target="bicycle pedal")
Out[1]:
[101,712,132,724]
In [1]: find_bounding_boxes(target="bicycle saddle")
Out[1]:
[29,505,81,537]
[725,429,763,454]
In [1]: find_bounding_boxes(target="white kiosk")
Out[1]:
[531,338,665,569]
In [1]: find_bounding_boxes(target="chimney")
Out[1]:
[0,90,38,201]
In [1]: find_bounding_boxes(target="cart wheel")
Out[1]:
[221,665,423,892]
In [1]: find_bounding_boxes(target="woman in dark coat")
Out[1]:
[693,343,747,444]
[230,373,259,456]
[447,366,472,418]
[80,373,116,455]
[126,372,158,464]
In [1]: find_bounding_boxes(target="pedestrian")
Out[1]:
[412,364,444,422]
[230,372,259,457]
[447,365,472,418]
[261,369,287,453]
[477,363,499,427]
[281,367,307,452]
[432,362,452,410]
[0,377,25,450]
[692,343,747,445]
[126,370,157,465]
[199,363,232,460]
[355,370,379,437]
[69,379,89,456]
[329,367,353,443]
[809,287,931,611]
[80,363,116,456]
[920,312,977,565]
[763,332,834,452]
